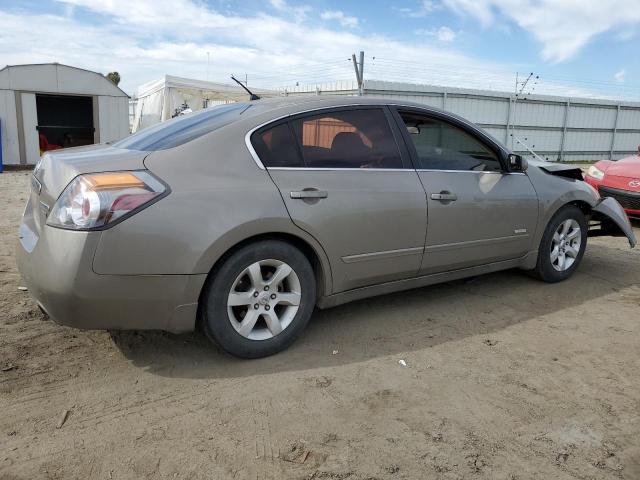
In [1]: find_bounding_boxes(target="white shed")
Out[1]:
[132,75,275,132]
[0,63,129,166]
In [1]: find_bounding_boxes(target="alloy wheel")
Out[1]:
[550,219,581,272]
[227,259,301,341]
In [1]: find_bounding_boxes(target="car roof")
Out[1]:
[224,95,508,155]
[244,95,443,116]
[231,95,470,134]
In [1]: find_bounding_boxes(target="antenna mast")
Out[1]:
[230,75,260,101]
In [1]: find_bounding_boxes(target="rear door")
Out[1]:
[393,108,539,275]
[251,106,428,292]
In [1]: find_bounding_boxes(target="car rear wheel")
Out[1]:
[200,240,316,358]
[531,205,587,282]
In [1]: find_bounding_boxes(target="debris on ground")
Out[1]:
[1,365,17,372]
[398,359,407,367]
[556,450,570,464]
[332,350,339,355]
[57,410,70,429]
[315,376,333,388]
[281,441,310,464]
[17,286,28,291]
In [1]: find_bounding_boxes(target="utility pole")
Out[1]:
[351,51,365,96]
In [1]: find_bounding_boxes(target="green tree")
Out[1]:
[106,72,121,86]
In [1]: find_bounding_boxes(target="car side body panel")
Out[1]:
[525,161,636,256]
[91,126,335,296]
[16,96,636,336]
[267,168,428,292]
[417,170,539,274]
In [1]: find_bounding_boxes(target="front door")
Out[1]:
[250,107,428,292]
[395,109,539,275]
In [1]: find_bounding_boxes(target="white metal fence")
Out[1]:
[281,80,640,162]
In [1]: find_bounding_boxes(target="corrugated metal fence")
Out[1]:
[281,80,640,162]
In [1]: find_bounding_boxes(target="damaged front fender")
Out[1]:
[590,197,637,248]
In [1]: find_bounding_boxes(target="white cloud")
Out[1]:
[614,68,626,83]
[0,0,625,100]
[415,26,457,42]
[268,0,311,20]
[320,10,359,28]
[442,0,640,62]
[395,1,438,18]
[0,2,509,94]
[437,26,457,42]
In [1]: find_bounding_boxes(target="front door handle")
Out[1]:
[290,190,328,199]
[430,191,458,202]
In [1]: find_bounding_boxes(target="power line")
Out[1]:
[368,56,640,97]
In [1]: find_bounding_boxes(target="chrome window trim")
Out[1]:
[244,102,512,171]
[416,169,526,175]
[268,167,410,172]
[264,167,525,174]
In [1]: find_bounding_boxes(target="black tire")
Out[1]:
[531,204,587,283]
[200,240,316,358]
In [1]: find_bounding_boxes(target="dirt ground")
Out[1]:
[1,170,639,480]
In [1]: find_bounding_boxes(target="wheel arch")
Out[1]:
[567,199,594,216]
[540,196,635,250]
[197,229,332,307]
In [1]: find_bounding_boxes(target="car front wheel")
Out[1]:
[531,204,588,282]
[200,240,316,358]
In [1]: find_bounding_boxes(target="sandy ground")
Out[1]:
[1,170,639,480]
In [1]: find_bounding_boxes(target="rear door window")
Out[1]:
[251,123,303,168]
[291,109,403,169]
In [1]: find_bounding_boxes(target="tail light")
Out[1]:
[47,171,168,230]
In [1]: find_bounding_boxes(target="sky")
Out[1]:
[0,0,639,99]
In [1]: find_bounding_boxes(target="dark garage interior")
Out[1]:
[36,94,95,153]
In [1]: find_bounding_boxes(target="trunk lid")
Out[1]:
[35,144,149,199]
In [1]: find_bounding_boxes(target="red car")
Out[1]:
[585,149,640,219]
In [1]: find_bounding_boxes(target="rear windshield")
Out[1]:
[114,103,250,151]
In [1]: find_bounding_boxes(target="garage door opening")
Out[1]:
[36,94,95,153]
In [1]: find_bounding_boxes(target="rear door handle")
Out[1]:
[290,190,328,199]
[430,192,458,202]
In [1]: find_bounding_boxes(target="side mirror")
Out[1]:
[508,154,527,172]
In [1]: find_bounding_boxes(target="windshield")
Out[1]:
[114,103,250,151]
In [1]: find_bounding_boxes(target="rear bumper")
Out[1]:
[16,209,206,333]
